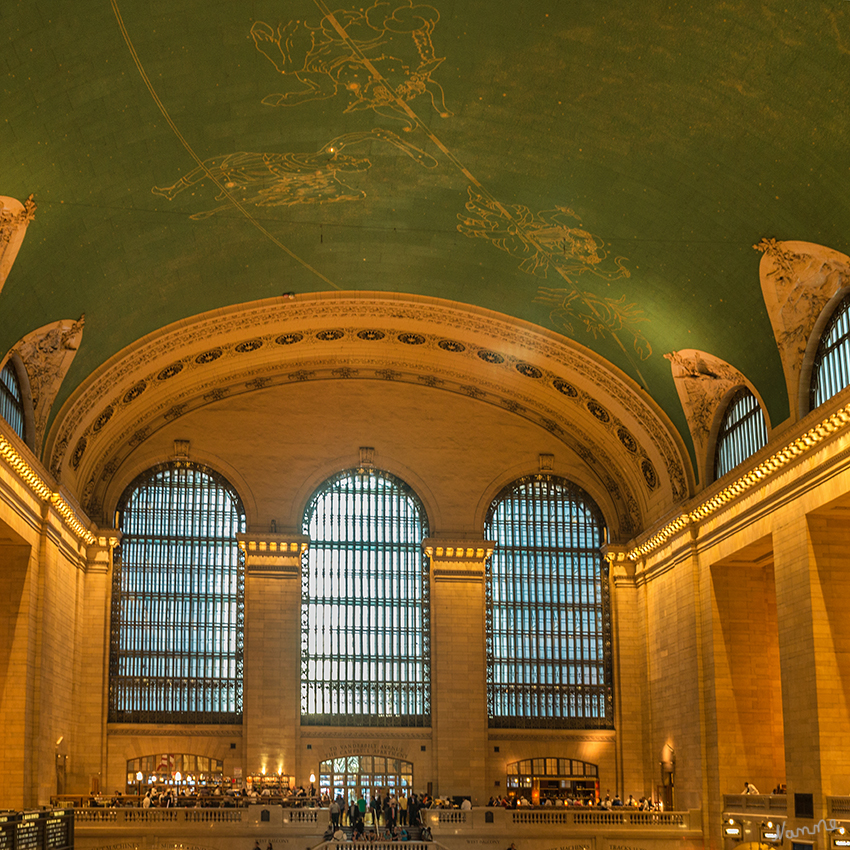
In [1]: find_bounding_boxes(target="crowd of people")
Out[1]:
[321,791,434,841]
[313,791,439,842]
[486,792,665,810]
[115,783,319,809]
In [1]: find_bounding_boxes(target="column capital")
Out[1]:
[237,532,309,576]
[423,537,495,582]
[85,527,121,573]
[602,544,636,584]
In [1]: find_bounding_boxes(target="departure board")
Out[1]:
[0,811,73,850]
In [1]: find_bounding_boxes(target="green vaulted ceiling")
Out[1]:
[3,0,850,443]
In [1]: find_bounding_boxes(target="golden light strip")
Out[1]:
[630,404,850,561]
[3,402,849,557]
[0,435,97,545]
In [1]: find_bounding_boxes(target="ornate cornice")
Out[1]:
[424,538,494,563]
[0,432,96,545]
[628,399,850,562]
[238,532,307,576]
[46,295,689,537]
[425,536,494,582]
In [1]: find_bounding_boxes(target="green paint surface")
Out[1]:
[3,0,849,440]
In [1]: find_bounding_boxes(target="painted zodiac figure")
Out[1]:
[251,1,451,129]
[457,187,649,359]
[535,286,651,359]
[152,129,438,219]
[458,188,629,281]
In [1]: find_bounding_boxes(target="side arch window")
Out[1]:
[0,358,26,441]
[485,475,612,729]
[109,462,246,723]
[301,468,430,727]
[810,292,850,410]
[713,387,768,480]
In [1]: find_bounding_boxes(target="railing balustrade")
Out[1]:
[722,794,788,813]
[73,805,697,834]
[829,797,850,817]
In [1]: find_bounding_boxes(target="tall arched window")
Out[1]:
[810,292,850,410]
[0,359,25,440]
[713,387,768,480]
[485,476,612,729]
[109,462,246,723]
[302,469,430,726]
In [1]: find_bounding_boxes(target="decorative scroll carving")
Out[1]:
[754,238,850,416]
[0,195,36,295]
[16,316,85,454]
[664,349,743,483]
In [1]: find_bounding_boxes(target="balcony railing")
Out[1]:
[72,805,698,834]
[424,807,696,830]
[73,807,321,826]
[829,798,850,817]
[722,794,788,814]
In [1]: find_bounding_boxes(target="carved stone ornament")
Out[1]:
[44,294,692,533]
[754,238,850,417]
[664,349,743,484]
[0,195,36,296]
[16,316,85,453]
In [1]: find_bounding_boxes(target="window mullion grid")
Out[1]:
[110,464,243,724]
[302,471,428,726]
[486,477,610,729]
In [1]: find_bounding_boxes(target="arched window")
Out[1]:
[126,753,224,793]
[507,757,599,802]
[109,462,246,723]
[301,469,430,726]
[0,359,25,440]
[713,387,768,480]
[810,292,850,410]
[485,476,612,729]
[319,755,413,803]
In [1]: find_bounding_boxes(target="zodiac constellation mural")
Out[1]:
[251,1,452,130]
[147,0,648,375]
[457,188,649,360]
[152,129,437,219]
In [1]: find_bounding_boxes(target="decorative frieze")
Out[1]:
[45,295,686,535]
[237,532,309,576]
[423,537,495,582]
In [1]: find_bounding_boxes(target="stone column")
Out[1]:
[773,506,850,830]
[424,537,494,805]
[74,530,119,797]
[604,547,648,800]
[238,532,308,788]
